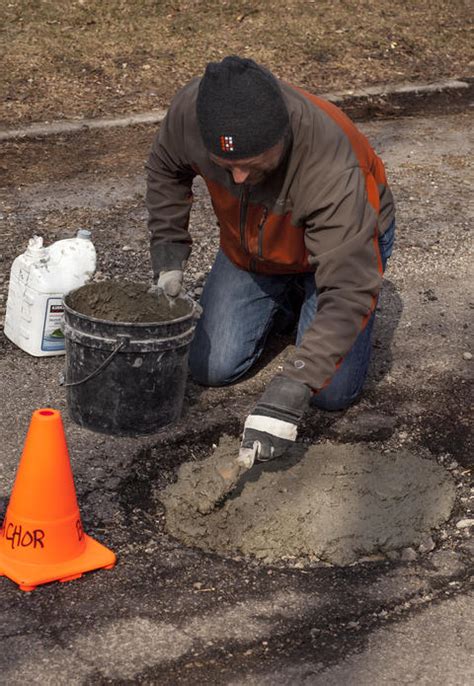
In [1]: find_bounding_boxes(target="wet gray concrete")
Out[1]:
[162,438,456,565]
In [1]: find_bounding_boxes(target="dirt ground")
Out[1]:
[1,0,473,127]
[0,106,472,682]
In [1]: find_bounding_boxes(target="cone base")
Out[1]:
[0,533,116,591]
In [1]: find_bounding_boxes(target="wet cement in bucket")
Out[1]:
[68,280,190,322]
[159,437,456,565]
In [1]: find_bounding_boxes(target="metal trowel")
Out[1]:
[200,443,258,514]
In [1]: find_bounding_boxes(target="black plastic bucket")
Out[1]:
[62,289,201,436]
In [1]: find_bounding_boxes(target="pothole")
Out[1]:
[159,436,457,566]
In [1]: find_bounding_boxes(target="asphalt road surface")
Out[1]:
[0,110,472,684]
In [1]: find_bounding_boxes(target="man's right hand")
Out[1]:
[156,269,184,298]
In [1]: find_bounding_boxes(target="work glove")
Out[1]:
[156,269,184,298]
[239,375,311,466]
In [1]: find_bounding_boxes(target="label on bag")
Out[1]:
[41,298,65,351]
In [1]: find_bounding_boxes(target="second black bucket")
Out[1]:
[62,288,201,436]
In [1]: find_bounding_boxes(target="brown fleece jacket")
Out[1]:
[145,78,395,392]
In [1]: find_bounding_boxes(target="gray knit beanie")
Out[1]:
[196,56,289,159]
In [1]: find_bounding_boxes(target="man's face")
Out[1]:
[209,139,286,186]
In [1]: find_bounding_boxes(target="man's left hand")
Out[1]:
[239,375,311,464]
[157,269,184,298]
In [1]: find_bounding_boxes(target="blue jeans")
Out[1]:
[189,220,395,410]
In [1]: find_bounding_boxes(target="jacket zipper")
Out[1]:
[239,185,249,253]
[257,206,269,258]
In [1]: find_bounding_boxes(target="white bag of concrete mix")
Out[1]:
[4,230,96,356]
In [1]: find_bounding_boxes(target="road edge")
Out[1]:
[0,77,472,142]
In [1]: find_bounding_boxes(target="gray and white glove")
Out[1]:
[157,269,184,298]
[239,375,311,466]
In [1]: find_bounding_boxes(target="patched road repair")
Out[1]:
[0,111,472,684]
[161,437,457,565]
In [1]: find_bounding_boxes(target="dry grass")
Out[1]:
[0,0,472,126]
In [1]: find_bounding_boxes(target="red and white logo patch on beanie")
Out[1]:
[220,135,234,153]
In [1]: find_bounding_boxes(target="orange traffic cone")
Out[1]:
[0,408,116,591]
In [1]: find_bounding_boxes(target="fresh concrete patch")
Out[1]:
[160,437,456,566]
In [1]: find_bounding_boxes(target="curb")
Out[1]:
[0,78,472,142]
[0,109,168,142]
[328,77,473,121]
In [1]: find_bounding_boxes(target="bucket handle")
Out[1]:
[60,335,130,388]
